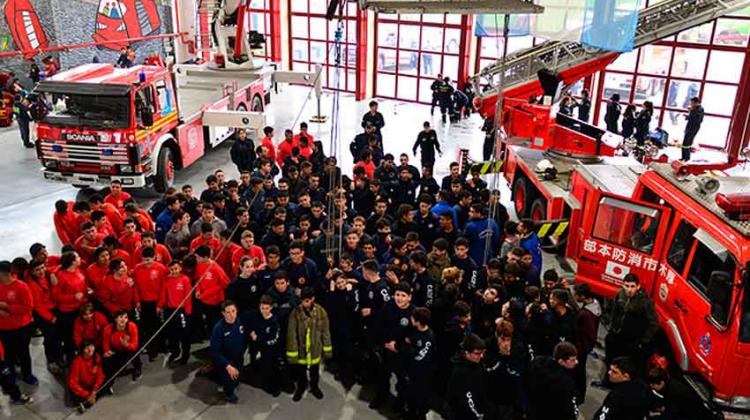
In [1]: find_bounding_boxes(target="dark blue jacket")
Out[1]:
[210,317,248,368]
[464,217,500,264]
[520,233,543,271]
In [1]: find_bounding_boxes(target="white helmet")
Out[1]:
[535,159,555,173]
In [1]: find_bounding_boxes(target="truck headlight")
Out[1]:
[44,160,57,169]
[120,165,133,174]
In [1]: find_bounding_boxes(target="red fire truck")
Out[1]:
[468,0,750,413]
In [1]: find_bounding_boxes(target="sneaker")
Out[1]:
[22,375,38,386]
[226,393,238,404]
[167,353,179,364]
[270,389,281,398]
[132,369,142,381]
[77,402,86,414]
[292,389,304,402]
[13,393,33,405]
[310,387,323,400]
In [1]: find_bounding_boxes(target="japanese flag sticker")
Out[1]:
[605,261,630,280]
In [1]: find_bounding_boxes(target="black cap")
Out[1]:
[0,261,11,273]
[300,287,315,300]
[29,243,46,257]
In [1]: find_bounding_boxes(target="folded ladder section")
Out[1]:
[473,0,750,101]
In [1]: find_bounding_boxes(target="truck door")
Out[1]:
[576,192,671,298]
[658,218,736,376]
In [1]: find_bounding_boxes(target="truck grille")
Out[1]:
[40,142,130,164]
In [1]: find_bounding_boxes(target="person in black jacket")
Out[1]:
[593,357,654,420]
[230,129,256,173]
[646,366,716,420]
[546,288,577,356]
[362,100,385,140]
[225,256,264,317]
[405,307,436,420]
[527,342,580,420]
[604,93,622,134]
[209,301,248,403]
[413,121,442,171]
[483,320,525,420]
[249,296,284,396]
[681,97,704,161]
[371,283,415,411]
[621,104,636,139]
[634,101,654,145]
[437,301,471,390]
[430,74,444,115]
[359,259,392,382]
[445,333,490,420]
[324,270,357,380]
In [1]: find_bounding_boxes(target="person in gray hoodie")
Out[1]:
[573,283,602,404]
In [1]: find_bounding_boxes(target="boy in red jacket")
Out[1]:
[194,245,230,337]
[51,251,88,365]
[27,260,63,373]
[133,247,166,360]
[102,310,141,384]
[99,259,137,317]
[68,340,103,413]
[118,218,143,256]
[0,260,36,385]
[73,303,109,352]
[133,232,172,265]
[158,261,193,364]
[54,200,81,245]
[104,180,131,214]
[190,223,222,257]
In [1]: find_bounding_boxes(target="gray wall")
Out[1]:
[0,0,172,87]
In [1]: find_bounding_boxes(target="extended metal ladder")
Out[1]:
[473,0,750,100]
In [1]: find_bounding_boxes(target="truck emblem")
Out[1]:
[658,283,668,302]
[699,333,712,356]
[64,133,98,142]
[604,260,630,280]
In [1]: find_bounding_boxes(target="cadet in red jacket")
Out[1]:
[74,221,106,264]
[89,194,124,234]
[118,218,142,256]
[0,340,32,404]
[91,210,116,237]
[73,303,109,351]
[27,260,63,373]
[103,236,133,269]
[102,310,142,383]
[0,261,36,384]
[68,340,104,413]
[104,180,132,214]
[125,203,155,233]
[190,223,222,257]
[86,247,111,300]
[29,243,61,273]
[133,232,172,266]
[133,247,166,360]
[51,251,88,363]
[54,200,81,245]
[99,258,137,317]
[217,230,242,278]
[230,230,266,276]
[158,260,192,364]
[194,245,230,337]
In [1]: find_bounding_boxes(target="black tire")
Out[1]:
[529,197,547,222]
[251,95,263,112]
[512,176,531,218]
[154,146,175,193]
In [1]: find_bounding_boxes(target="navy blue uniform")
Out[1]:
[210,317,249,399]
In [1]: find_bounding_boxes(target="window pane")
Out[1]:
[347,70,356,92]
[706,51,745,83]
[677,22,712,44]
[444,29,461,54]
[602,73,633,101]
[702,84,737,116]
[698,116,730,148]
[419,78,434,103]
[377,73,396,97]
[714,19,750,47]
[380,13,397,20]
[592,199,661,251]
[667,221,696,274]
[378,24,398,46]
[446,14,462,25]
[479,37,503,60]
[377,48,397,72]
[292,39,308,61]
[420,52,439,77]
[608,50,637,72]
[634,76,665,105]
[397,76,418,101]
[400,14,420,22]
[291,15,308,38]
[443,55,459,81]
[422,27,444,51]
[507,35,535,54]
[310,0,326,14]
[661,111,687,144]
[291,0,307,13]
[309,17,327,40]
[401,50,419,75]
[399,25,420,49]
[422,14,443,24]
[310,41,326,63]
[638,45,672,76]
[686,241,735,325]
[729,5,750,16]
[671,48,707,79]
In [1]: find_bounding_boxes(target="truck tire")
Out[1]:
[154,147,175,193]
[251,95,263,112]
[513,176,531,218]
[530,198,547,222]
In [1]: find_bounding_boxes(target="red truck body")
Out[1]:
[34,63,266,191]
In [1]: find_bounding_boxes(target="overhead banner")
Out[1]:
[531,0,591,42]
[580,0,641,52]
[474,14,530,37]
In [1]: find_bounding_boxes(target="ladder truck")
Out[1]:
[469,0,750,414]
[34,0,321,192]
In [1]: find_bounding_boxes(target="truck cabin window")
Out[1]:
[41,92,130,129]
[687,230,736,326]
[592,197,661,253]
[740,276,750,342]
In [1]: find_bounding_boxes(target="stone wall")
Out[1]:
[0,0,173,87]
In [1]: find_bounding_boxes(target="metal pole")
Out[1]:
[0,33,184,59]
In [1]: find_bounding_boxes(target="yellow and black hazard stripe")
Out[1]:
[135,112,178,142]
[535,219,569,238]
[468,161,504,175]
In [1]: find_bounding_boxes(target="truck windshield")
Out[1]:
[40,93,130,129]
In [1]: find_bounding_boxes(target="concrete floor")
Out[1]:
[0,85,636,419]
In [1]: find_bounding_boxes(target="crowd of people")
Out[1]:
[0,94,719,420]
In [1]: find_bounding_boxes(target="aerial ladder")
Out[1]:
[472,0,750,116]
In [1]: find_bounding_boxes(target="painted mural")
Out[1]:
[3,0,50,58]
[93,0,161,51]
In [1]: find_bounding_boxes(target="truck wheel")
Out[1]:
[513,177,531,218]
[251,95,263,112]
[530,198,547,222]
[154,147,175,193]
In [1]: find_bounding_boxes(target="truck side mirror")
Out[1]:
[141,109,153,127]
[707,270,732,325]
